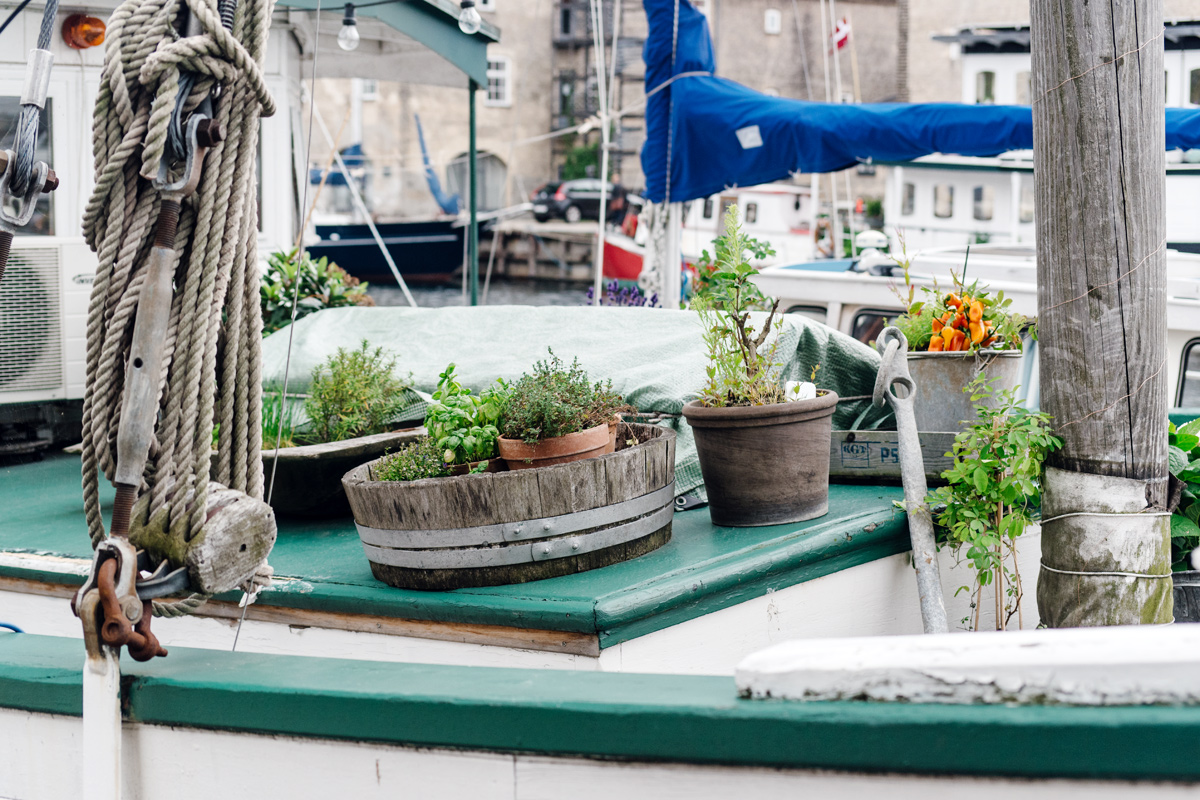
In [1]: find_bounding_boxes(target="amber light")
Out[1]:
[62,15,106,49]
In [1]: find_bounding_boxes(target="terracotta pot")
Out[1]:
[606,415,621,453]
[448,457,507,476]
[497,422,610,470]
[682,391,838,527]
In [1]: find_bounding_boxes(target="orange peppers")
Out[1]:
[968,299,983,323]
[924,292,997,352]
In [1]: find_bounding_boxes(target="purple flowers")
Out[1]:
[586,280,659,308]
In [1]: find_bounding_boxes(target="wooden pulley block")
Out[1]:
[129,481,277,595]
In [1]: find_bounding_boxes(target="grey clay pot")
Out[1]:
[682,391,838,527]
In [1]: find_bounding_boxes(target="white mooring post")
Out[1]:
[82,649,121,800]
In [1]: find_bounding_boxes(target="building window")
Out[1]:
[361,78,379,101]
[973,186,994,221]
[0,97,52,235]
[560,6,572,36]
[702,197,714,219]
[1191,69,1200,106]
[901,183,915,216]
[976,71,995,104]
[1019,184,1035,223]
[764,8,782,35]
[745,202,758,223]
[1016,71,1031,105]
[485,57,512,107]
[447,151,508,211]
[933,185,954,218]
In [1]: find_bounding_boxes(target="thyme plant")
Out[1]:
[374,438,452,482]
[928,376,1061,630]
[694,206,785,407]
[499,351,627,445]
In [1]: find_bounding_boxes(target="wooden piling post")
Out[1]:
[1032,0,1172,625]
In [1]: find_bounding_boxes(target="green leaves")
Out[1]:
[304,341,411,443]
[1168,416,1200,570]
[375,437,452,482]
[260,248,373,335]
[424,363,505,465]
[927,375,1061,624]
[497,350,628,446]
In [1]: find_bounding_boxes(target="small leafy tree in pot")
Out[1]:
[304,341,411,443]
[682,206,838,527]
[928,376,1061,631]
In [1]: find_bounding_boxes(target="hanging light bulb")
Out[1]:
[338,3,360,51]
[458,0,481,34]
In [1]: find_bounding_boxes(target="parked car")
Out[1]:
[529,181,562,221]
[533,178,614,223]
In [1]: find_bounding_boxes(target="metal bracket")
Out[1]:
[153,114,210,199]
[134,550,191,599]
[0,151,49,230]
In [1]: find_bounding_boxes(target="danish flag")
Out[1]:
[831,17,850,50]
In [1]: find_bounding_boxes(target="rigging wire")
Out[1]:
[236,0,325,653]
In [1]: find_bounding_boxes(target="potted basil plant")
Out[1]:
[425,363,506,475]
[682,206,838,527]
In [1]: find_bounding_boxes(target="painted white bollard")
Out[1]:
[82,649,121,800]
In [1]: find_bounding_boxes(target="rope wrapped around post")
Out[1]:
[80,0,276,616]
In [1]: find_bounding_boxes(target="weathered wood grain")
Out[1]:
[1032,0,1172,625]
[1032,0,1167,497]
[342,424,676,590]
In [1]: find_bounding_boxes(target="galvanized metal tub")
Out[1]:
[905,350,1023,432]
[342,423,675,590]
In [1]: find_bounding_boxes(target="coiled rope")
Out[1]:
[81,0,275,615]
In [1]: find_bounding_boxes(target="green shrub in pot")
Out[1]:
[682,206,838,527]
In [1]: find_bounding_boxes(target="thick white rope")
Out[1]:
[81,0,275,615]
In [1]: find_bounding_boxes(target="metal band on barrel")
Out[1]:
[355,482,676,549]
[360,503,674,570]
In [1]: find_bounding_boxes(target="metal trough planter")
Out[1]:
[342,423,676,590]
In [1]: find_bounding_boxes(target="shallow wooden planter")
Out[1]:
[342,423,676,590]
[262,428,425,518]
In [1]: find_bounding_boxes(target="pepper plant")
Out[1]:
[1167,418,1200,571]
[694,205,785,407]
[928,376,1061,630]
[424,363,505,465]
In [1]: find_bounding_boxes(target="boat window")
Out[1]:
[1191,69,1200,106]
[0,97,53,236]
[1016,71,1031,105]
[785,305,826,325]
[1179,339,1200,406]
[851,309,901,345]
[973,186,994,221]
[361,79,379,101]
[1019,184,1035,223]
[703,198,714,218]
[976,71,995,104]
[485,57,512,108]
[901,183,915,216]
[745,202,758,224]
[933,185,954,218]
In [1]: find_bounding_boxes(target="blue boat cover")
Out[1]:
[641,0,1200,203]
[309,143,367,188]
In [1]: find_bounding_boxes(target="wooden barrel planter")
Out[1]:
[342,423,676,590]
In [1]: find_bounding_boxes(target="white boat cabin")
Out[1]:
[680,182,815,265]
[882,21,1200,254]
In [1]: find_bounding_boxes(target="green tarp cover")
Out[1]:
[260,306,890,497]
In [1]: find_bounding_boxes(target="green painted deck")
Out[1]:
[1,453,908,646]
[3,632,1200,781]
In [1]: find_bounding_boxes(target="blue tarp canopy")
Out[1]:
[641,0,1200,203]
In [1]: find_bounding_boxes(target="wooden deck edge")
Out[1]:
[0,576,601,658]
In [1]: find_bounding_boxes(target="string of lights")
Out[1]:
[337,0,480,51]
